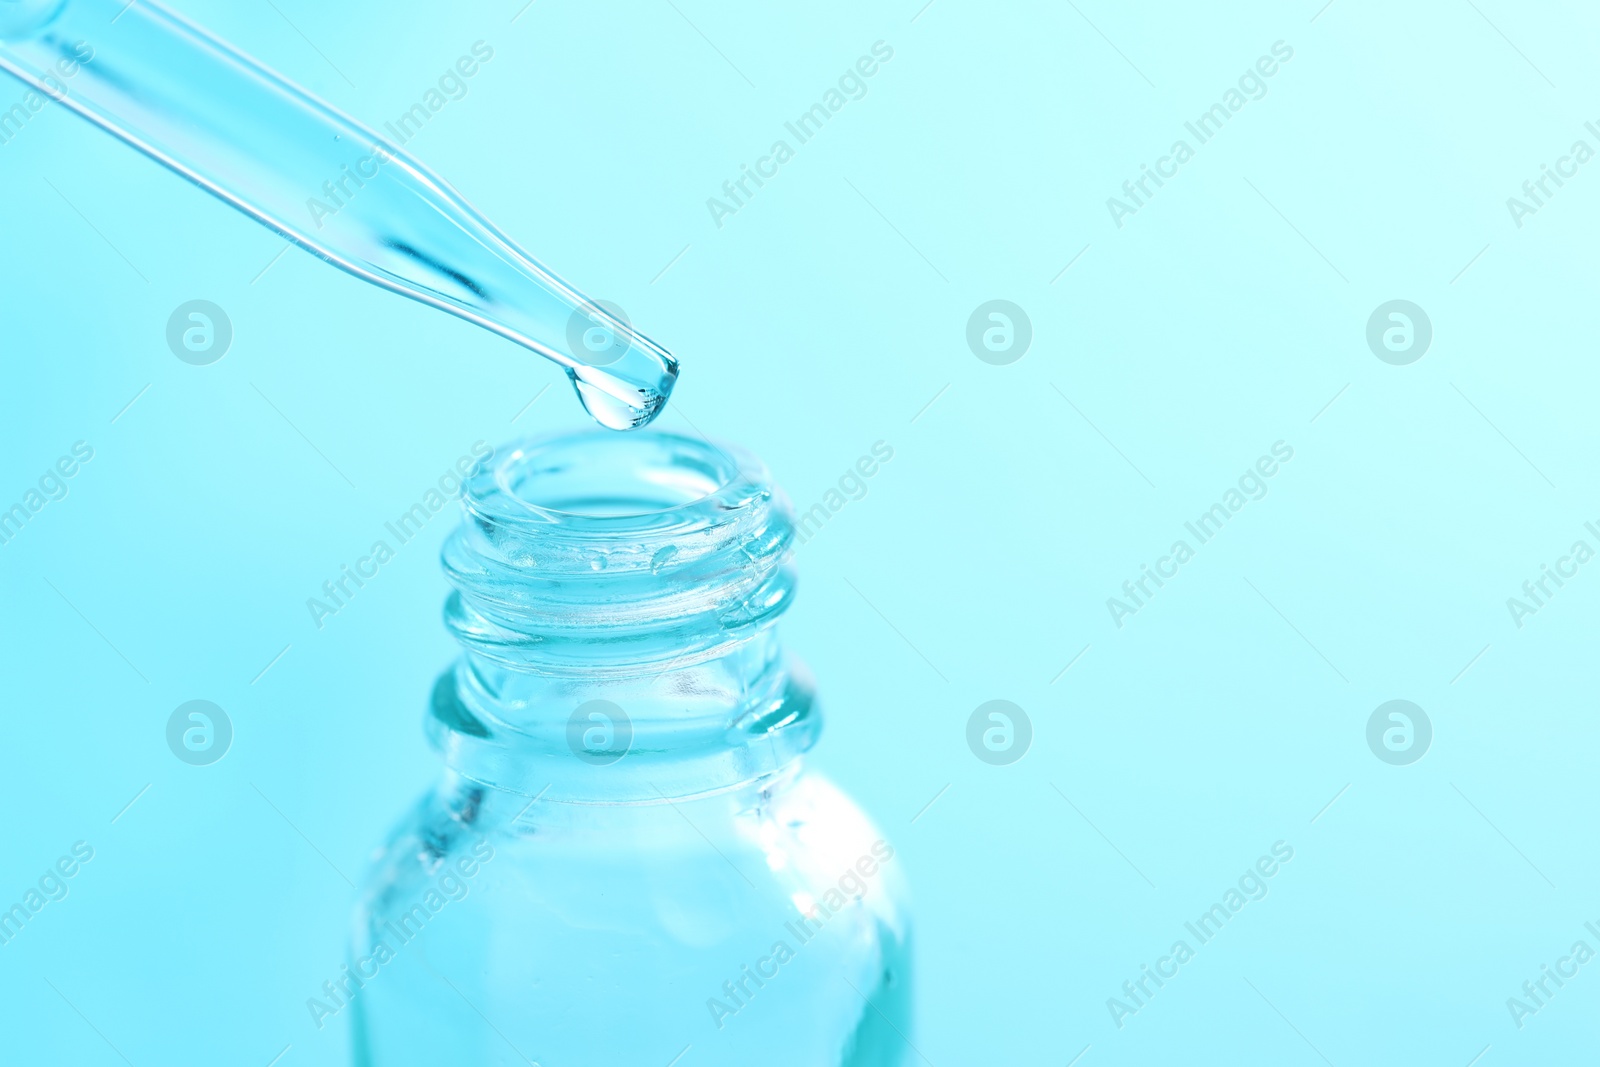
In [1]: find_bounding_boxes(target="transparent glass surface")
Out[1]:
[346,432,914,1065]
[0,0,677,427]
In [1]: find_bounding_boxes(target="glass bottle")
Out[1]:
[342,430,913,1066]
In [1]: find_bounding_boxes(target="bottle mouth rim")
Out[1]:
[465,429,766,529]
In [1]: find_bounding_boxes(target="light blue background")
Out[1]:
[2,0,1598,1063]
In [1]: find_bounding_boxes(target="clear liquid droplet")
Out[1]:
[568,348,678,431]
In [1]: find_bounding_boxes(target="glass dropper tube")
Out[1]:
[0,0,678,429]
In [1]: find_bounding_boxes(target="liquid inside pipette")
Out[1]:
[0,0,678,429]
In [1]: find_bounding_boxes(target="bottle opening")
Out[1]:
[496,431,736,518]
[446,429,795,655]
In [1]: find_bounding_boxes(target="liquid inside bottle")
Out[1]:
[345,431,914,1065]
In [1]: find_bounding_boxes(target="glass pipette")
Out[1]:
[0,0,678,429]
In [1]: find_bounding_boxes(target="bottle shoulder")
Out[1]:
[357,770,910,929]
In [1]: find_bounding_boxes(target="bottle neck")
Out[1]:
[423,431,817,803]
